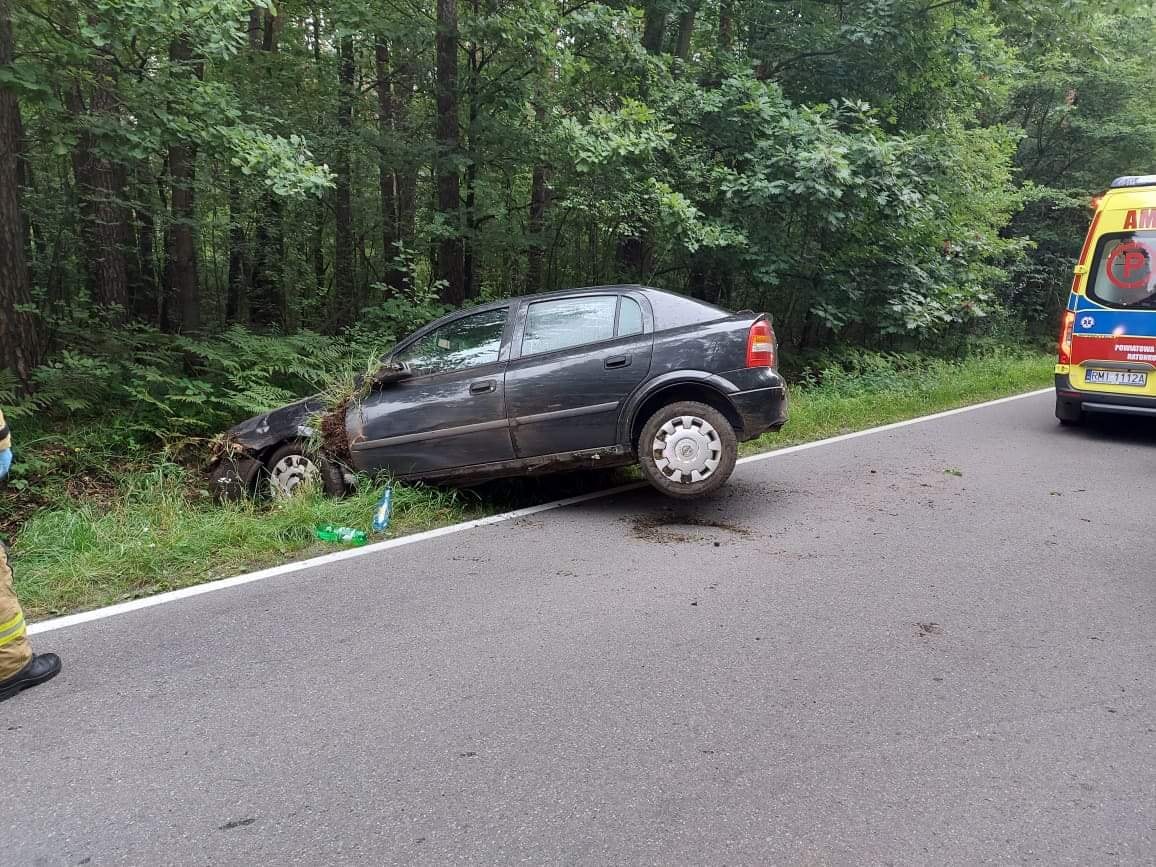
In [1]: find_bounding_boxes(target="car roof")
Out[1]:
[465,284,645,312]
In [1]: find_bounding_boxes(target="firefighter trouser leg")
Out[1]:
[0,544,32,680]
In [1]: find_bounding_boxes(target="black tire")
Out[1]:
[263,442,351,499]
[638,401,738,499]
[1055,396,1084,427]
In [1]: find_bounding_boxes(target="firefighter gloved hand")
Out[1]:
[0,449,11,480]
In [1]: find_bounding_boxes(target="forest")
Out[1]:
[3,0,1155,388]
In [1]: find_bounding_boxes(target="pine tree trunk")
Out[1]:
[67,76,130,318]
[526,94,550,294]
[334,34,357,327]
[375,39,403,293]
[247,9,284,327]
[718,0,733,50]
[675,8,696,61]
[393,47,418,264]
[641,3,668,54]
[464,28,480,300]
[226,179,246,322]
[168,38,202,332]
[0,0,40,386]
[435,0,466,305]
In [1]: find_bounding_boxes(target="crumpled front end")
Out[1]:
[207,396,326,500]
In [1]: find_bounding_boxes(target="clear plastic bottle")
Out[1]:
[372,486,394,534]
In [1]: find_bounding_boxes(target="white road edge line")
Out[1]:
[29,386,1053,636]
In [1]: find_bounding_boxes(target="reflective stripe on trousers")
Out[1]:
[0,544,32,679]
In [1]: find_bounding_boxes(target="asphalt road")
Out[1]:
[4,391,1155,865]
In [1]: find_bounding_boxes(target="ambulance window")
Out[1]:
[1089,232,1156,308]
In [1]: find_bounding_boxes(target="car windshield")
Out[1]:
[1088,230,1156,308]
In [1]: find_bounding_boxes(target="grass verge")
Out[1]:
[10,349,1053,619]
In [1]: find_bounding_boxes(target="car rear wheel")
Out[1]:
[264,442,350,499]
[638,401,738,499]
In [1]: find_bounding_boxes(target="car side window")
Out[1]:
[522,296,618,355]
[395,307,507,375]
[618,296,644,337]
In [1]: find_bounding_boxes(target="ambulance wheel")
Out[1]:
[1055,396,1084,427]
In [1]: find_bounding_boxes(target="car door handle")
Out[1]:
[469,380,497,395]
[605,354,631,369]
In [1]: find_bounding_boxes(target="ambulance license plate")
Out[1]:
[1086,369,1148,387]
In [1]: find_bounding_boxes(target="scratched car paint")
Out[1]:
[210,285,789,500]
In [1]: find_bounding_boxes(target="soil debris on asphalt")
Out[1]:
[629,514,753,544]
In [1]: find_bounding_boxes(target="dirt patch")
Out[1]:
[320,401,353,464]
[915,622,944,637]
[630,514,753,544]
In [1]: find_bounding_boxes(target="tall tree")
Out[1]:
[167,36,203,332]
[435,0,466,304]
[0,0,40,385]
[375,38,403,292]
[66,35,130,319]
[333,33,357,326]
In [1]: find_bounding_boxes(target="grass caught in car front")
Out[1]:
[12,349,1052,620]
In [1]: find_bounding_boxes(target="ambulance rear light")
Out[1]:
[1058,310,1075,365]
[746,319,775,368]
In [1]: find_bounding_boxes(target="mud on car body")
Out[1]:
[210,285,789,500]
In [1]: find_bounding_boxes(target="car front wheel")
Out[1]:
[264,442,350,499]
[638,401,738,498]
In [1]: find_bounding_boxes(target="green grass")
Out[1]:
[9,348,1053,619]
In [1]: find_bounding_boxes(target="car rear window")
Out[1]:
[1088,230,1156,308]
[618,297,644,337]
[648,291,729,330]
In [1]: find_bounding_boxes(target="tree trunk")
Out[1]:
[0,0,40,386]
[526,98,550,294]
[334,34,357,327]
[641,2,668,55]
[395,49,418,261]
[133,177,160,326]
[226,179,246,322]
[435,0,466,305]
[248,8,283,327]
[718,0,733,50]
[464,19,480,299]
[67,77,130,318]
[375,38,404,292]
[247,7,264,49]
[167,37,202,332]
[674,7,696,61]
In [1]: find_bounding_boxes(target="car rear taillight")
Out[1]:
[746,320,775,368]
[1058,310,1075,365]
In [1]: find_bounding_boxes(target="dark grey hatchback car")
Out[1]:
[212,285,788,500]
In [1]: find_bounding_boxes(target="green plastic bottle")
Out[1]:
[314,524,369,546]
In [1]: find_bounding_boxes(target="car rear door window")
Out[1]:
[396,307,507,375]
[522,296,618,355]
[618,296,644,337]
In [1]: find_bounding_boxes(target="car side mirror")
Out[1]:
[370,362,414,388]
